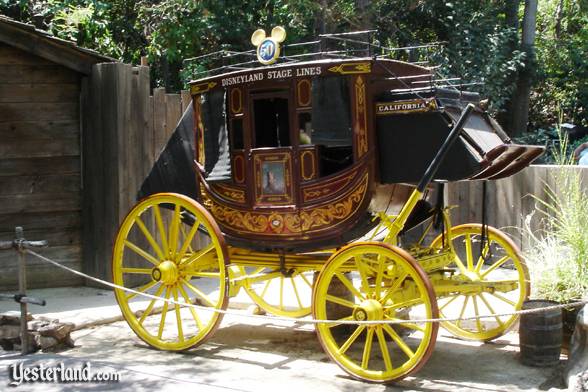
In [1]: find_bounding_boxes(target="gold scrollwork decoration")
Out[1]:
[190,81,217,95]
[355,76,368,157]
[328,63,371,75]
[201,174,368,236]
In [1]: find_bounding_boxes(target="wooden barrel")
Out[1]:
[519,300,563,367]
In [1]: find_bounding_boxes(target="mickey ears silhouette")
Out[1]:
[251,26,287,46]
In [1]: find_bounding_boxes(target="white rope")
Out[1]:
[26,249,587,326]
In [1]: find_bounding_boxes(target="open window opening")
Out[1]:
[311,76,353,176]
[253,97,290,148]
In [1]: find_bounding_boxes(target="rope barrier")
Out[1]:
[25,249,587,327]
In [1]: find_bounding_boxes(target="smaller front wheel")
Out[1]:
[313,243,438,383]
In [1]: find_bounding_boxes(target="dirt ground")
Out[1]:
[0,301,571,391]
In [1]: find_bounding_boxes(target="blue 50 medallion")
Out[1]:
[251,26,286,65]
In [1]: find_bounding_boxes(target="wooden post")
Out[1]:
[16,226,28,355]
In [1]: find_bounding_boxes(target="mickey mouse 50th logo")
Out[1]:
[251,26,286,65]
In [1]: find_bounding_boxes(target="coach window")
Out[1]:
[311,76,353,176]
[252,92,291,148]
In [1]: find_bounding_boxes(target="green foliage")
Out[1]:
[0,0,586,135]
[532,0,588,128]
[524,129,588,302]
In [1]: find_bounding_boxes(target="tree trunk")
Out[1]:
[356,0,372,29]
[508,0,538,137]
[555,0,564,40]
[316,0,328,35]
[496,0,520,130]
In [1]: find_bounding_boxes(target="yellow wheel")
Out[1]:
[241,267,314,318]
[113,193,228,351]
[431,224,529,341]
[313,242,438,383]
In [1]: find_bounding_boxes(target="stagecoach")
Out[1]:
[112,28,544,382]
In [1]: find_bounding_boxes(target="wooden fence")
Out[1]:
[81,63,190,284]
[446,165,588,250]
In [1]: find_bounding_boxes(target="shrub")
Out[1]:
[523,130,588,302]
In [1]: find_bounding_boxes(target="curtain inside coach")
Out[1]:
[201,89,232,181]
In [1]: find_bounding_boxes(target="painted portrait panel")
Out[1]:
[261,161,286,195]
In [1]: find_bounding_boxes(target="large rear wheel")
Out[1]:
[112,193,228,351]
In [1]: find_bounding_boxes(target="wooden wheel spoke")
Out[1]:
[456,295,470,328]
[138,285,165,324]
[474,242,491,274]
[439,294,460,311]
[177,219,200,263]
[361,327,375,369]
[383,324,415,358]
[380,271,408,304]
[337,325,365,355]
[180,243,215,267]
[153,205,169,257]
[374,255,386,298]
[157,287,171,339]
[279,277,284,310]
[490,292,515,306]
[180,225,195,254]
[376,326,394,372]
[354,256,371,296]
[384,316,426,333]
[299,272,313,289]
[121,267,153,275]
[465,234,474,271]
[182,271,220,279]
[182,279,216,307]
[124,240,159,266]
[479,293,504,328]
[260,279,272,298]
[327,315,354,328]
[172,287,184,342]
[290,277,304,309]
[178,284,204,330]
[168,204,181,258]
[472,295,483,332]
[385,297,423,311]
[326,294,356,308]
[134,216,165,261]
[480,255,510,278]
[335,272,365,301]
[126,280,158,300]
[452,254,469,276]
[252,267,266,275]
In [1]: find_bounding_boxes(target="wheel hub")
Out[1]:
[152,261,178,285]
[353,299,384,321]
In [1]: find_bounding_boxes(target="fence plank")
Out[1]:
[166,93,182,140]
[181,90,191,112]
[153,87,167,157]
[0,174,80,196]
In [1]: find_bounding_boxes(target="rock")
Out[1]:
[0,325,21,339]
[27,320,50,330]
[38,322,74,340]
[1,315,75,354]
[0,339,14,350]
[0,312,32,325]
[33,334,58,351]
[564,304,588,391]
